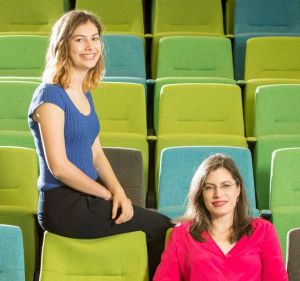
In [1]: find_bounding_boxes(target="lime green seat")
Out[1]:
[156,83,247,190]
[76,0,144,37]
[0,0,63,35]
[270,148,300,259]
[254,84,300,210]
[0,35,48,78]
[0,81,39,148]
[91,82,148,190]
[153,36,235,130]
[243,37,300,137]
[39,231,148,281]
[151,0,225,78]
[0,147,38,281]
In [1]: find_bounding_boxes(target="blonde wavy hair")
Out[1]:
[42,10,105,92]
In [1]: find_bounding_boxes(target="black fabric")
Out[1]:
[38,185,173,279]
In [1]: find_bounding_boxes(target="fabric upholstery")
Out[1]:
[287,228,300,281]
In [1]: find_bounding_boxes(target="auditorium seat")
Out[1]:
[0,81,39,148]
[103,147,145,207]
[102,35,147,93]
[76,0,144,37]
[270,148,300,259]
[91,82,149,190]
[39,231,148,281]
[0,147,38,281]
[233,0,300,80]
[0,0,63,35]
[286,227,300,281]
[153,36,235,130]
[158,146,258,219]
[151,0,224,77]
[0,35,48,78]
[253,84,300,210]
[0,224,25,281]
[155,83,247,189]
[242,36,300,137]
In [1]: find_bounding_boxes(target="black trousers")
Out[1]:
[38,186,173,280]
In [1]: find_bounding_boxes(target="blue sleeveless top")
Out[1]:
[28,83,100,191]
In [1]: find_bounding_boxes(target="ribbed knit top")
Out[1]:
[28,83,100,191]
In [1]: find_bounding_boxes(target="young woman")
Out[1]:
[28,10,172,279]
[154,154,288,281]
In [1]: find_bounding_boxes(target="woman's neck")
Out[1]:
[68,69,87,93]
[210,214,234,234]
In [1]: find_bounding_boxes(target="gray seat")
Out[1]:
[287,228,300,281]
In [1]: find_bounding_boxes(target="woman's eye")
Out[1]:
[92,37,100,41]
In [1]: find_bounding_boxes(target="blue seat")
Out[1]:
[102,35,146,93]
[0,224,25,281]
[233,0,300,80]
[158,146,259,219]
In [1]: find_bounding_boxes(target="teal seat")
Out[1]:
[0,224,25,281]
[158,146,258,219]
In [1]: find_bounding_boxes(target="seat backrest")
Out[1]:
[156,36,234,79]
[39,231,148,281]
[0,81,39,131]
[0,147,38,212]
[270,148,300,210]
[102,35,146,79]
[91,82,147,135]
[287,227,300,281]
[103,147,145,207]
[234,0,300,34]
[244,37,300,80]
[76,0,144,36]
[152,0,224,35]
[157,84,244,136]
[0,35,48,77]
[0,0,63,34]
[0,225,25,281]
[158,146,256,218]
[255,84,300,137]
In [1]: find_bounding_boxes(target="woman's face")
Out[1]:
[68,20,101,74]
[202,167,241,220]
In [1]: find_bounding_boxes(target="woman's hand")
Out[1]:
[112,191,134,224]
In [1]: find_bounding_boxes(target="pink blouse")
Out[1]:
[154,218,288,281]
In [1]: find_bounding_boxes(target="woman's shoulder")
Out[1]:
[250,217,275,233]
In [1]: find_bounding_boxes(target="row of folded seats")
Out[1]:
[1,146,300,280]
[1,34,300,136]
[1,0,300,80]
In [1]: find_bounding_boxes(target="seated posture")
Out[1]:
[28,10,171,279]
[154,154,288,281]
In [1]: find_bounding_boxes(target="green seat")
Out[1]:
[39,231,148,281]
[76,0,144,37]
[156,83,247,190]
[225,0,235,35]
[243,37,300,137]
[0,81,39,148]
[91,82,148,191]
[153,36,235,130]
[151,0,224,78]
[0,0,63,35]
[0,147,38,281]
[254,84,300,210]
[270,148,300,259]
[0,35,48,78]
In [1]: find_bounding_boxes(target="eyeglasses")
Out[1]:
[203,182,236,192]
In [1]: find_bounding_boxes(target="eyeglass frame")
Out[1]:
[202,182,237,192]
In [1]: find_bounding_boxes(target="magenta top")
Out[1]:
[154,218,288,281]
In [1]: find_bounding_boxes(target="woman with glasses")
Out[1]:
[154,154,288,281]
